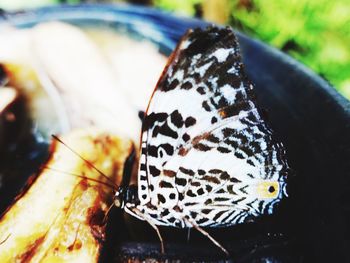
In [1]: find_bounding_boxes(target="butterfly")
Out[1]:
[114,26,290,255]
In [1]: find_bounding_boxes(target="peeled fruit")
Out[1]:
[0,129,133,263]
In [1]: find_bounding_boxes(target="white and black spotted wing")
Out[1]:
[130,27,289,228]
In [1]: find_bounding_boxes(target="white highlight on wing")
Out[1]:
[180,39,191,50]
[211,48,232,62]
[195,61,213,77]
[172,69,184,83]
[228,66,238,75]
[221,84,237,103]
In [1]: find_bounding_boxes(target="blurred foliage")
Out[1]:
[229,0,350,99]
[154,0,350,99]
[153,0,202,16]
[0,0,349,99]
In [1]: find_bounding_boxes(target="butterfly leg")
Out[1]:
[131,207,165,254]
[187,228,191,243]
[102,202,115,224]
[183,217,229,256]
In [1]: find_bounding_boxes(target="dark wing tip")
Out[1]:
[154,26,240,94]
[184,26,238,57]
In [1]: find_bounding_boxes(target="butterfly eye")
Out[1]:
[114,191,123,208]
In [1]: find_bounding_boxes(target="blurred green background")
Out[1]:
[1,0,349,100]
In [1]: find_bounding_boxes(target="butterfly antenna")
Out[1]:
[43,166,117,190]
[183,217,229,256]
[51,135,118,189]
[131,207,165,254]
[0,234,11,245]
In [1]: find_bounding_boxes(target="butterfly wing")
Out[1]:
[138,27,289,226]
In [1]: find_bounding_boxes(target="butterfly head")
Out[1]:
[114,185,139,209]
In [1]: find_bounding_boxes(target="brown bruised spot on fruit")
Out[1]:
[79,177,90,191]
[17,236,46,262]
[87,206,107,242]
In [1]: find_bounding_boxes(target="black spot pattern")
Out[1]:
[175,177,187,186]
[170,110,184,128]
[185,116,196,127]
[158,194,166,204]
[179,167,195,176]
[194,143,212,151]
[149,165,160,177]
[159,181,173,188]
[181,81,192,90]
[182,133,190,142]
[132,26,290,229]
[147,145,158,157]
[196,86,206,94]
[198,169,206,175]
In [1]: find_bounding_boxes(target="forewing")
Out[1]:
[138,27,289,222]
